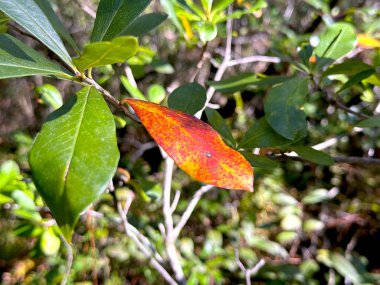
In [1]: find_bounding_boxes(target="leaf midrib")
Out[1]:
[63,87,91,187]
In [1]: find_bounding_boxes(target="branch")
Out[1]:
[162,158,186,284]
[235,249,266,285]
[273,154,380,166]
[227,55,281,67]
[172,185,214,240]
[60,235,73,285]
[114,194,178,285]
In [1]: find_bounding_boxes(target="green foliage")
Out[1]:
[0,0,73,67]
[121,13,168,37]
[73,36,138,71]
[29,87,119,240]
[35,84,63,110]
[167,82,206,115]
[205,108,236,146]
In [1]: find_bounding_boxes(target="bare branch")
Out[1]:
[273,154,380,166]
[227,55,281,67]
[170,190,181,214]
[235,249,265,285]
[172,185,214,240]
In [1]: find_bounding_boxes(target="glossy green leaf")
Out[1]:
[91,0,151,42]
[168,83,206,115]
[121,13,168,36]
[315,23,357,69]
[73,36,138,72]
[291,146,334,166]
[0,34,72,79]
[239,117,294,148]
[0,0,73,67]
[11,190,36,211]
[120,75,146,100]
[264,77,308,140]
[35,84,63,110]
[29,86,119,241]
[205,108,235,145]
[0,160,20,190]
[242,152,280,170]
[34,0,80,53]
[330,252,363,284]
[40,229,61,256]
[356,116,380,128]
[212,0,234,13]
[197,22,217,42]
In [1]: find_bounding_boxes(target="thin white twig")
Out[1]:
[170,190,181,214]
[116,200,177,285]
[227,55,281,67]
[163,158,186,284]
[235,249,265,285]
[60,235,73,285]
[172,185,214,240]
[124,66,138,88]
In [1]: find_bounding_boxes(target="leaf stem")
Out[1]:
[60,235,73,285]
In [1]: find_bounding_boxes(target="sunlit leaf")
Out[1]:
[357,34,380,49]
[0,0,73,67]
[125,99,254,191]
[73,36,138,72]
[35,84,63,110]
[29,86,119,241]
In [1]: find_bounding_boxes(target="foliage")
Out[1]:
[0,0,380,284]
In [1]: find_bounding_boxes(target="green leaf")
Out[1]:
[147,84,166,103]
[0,34,72,79]
[338,69,375,93]
[168,83,206,115]
[249,236,288,258]
[322,59,374,78]
[120,75,146,100]
[29,86,119,241]
[0,0,73,67]
[73,36,138,72]
[264,77,308,140]
[205,108,235,145]
[35,84,63,110]
[239,117,294,148]
[242,152,280,170]
[208,74,289,94]
[302,188,335,204]
[197,21,217,42]
[356,116,380,128]
[212,0,234,14]
[330,252,363,284]
[11,190,36,211]
[121,13,168,37]
[34,0,80,54]
[0,160,20,190]
[315,23,357,69]
[91,0,151,42]
[291,146,334,166]
[40,229,61,256]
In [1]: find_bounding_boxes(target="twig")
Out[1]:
[81,76,140,122]
[115,197,177,285]
[273,154,380,166]
[227,55,281,67]
[235,249,265,285]
[60,235,73,285]
[170,190,181,214]
[163,158,186,284]
[190,43,210,82]
[79,2,96,18]
[172,185,214,240]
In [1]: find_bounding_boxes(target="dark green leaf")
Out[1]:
[91,0,151,42]
[299,44,313,69]
[205,108,236,145]
[29,86,119,241]
[0,34,72,79]
[322,59,374,78]
[315,23,357,69]
[168,83,206,115]
[239,117,294,148]
[34,0,80,53]
[208,74,289,94]
[73,36,138,72]
[291,146,334,166]
[242,152,280,170]
[338,69,375,93]
[0,0,73,67]
[356,116,380,128]
[264,77,308,140]
[121,13,168,37]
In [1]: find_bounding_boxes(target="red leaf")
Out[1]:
[125,99,254,192]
